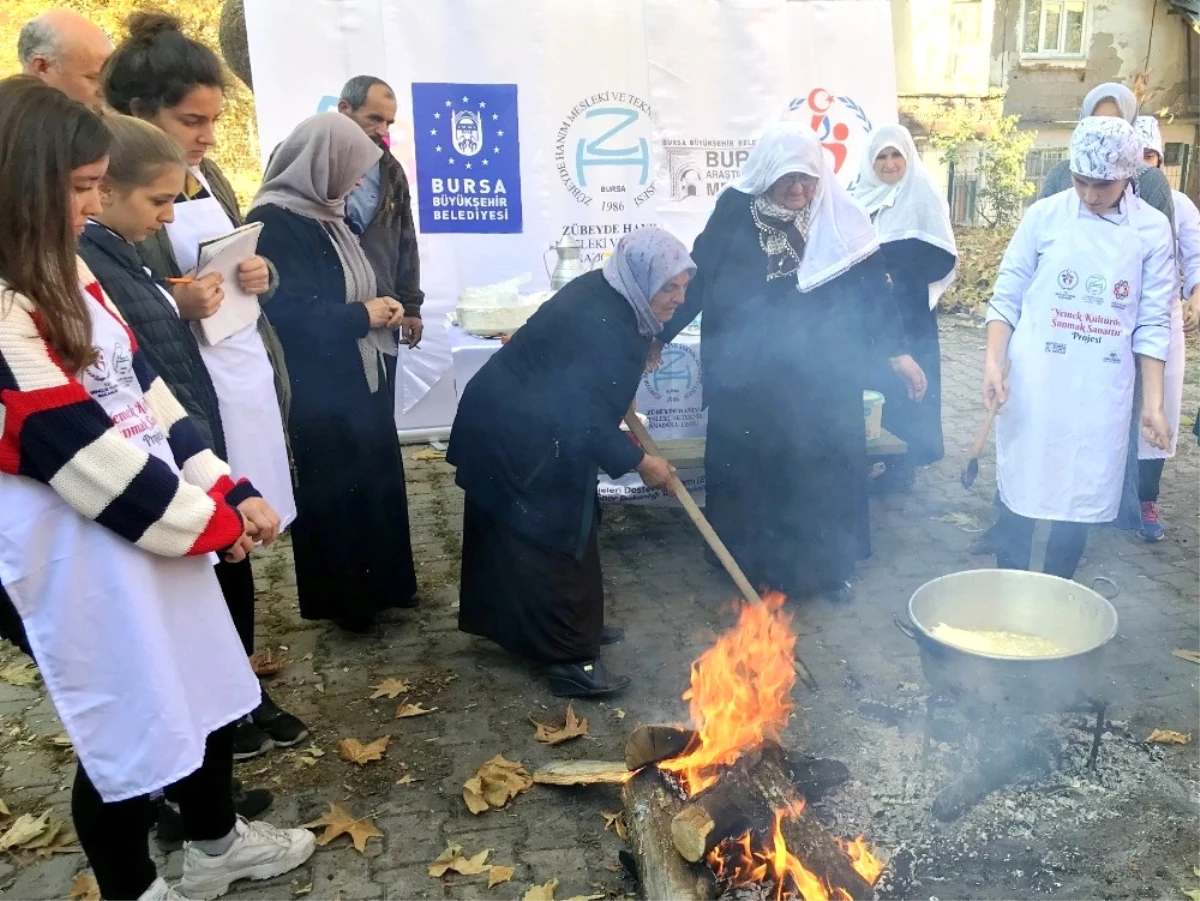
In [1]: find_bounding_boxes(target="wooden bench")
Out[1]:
[656,429,908,470]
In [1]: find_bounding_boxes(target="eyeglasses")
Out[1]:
[775,172,819,189]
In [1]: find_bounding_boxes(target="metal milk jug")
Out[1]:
[544,235,587,291]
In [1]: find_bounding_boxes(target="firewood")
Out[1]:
[780,754,851,800]
[622,768,715,901]
[669,745,873,899]
[531,760,630,786]
[624,725,696,771]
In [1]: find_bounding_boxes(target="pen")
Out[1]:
[165,277,194,285]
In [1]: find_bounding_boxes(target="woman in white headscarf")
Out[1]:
[246,113,418,634]
[852,125,957,487]
[983,117,1174,582]
[1131,114,1199,539]
[656,122,926,602]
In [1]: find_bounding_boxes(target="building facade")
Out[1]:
[891,0,1198,222]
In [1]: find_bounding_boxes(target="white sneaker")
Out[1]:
[137,877,191,900]
[178,817,316,900]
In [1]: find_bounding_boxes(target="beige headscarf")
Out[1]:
[250,112,391,392]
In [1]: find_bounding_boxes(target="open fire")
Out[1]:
[657,592,883,900]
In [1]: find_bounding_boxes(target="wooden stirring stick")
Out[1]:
[622,412,819,691]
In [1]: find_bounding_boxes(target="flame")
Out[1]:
[837,835,884,885]
[707,802,885,901]
[658,591,797,795]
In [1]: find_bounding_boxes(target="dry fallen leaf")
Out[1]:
[932,512,985,531]
[370,678,413,699]
[0,812,51,852]
[412,448,446,462]
[68,873,100,901]
[1183,890,1200,901]
[604,862,624,873]
[0,662,39,687]
[249,648,290,677]
[523,878,559,901]
[338,736,391,765]
[0,799,9,818]
[429,842,491,877]
[463,755,533,815]
[47,733,73,749]
[601,810,628,841]
[301,803,383,853]
[564,895,605,901]
[488,866,515,888]
[396,774,420,786]
[29,823,79,858]
[531,705,589,746]
[1172,649,1200,665]
[614,709,626,720]
[294,884,313,897]
[396,703,437,719]
[1145,729,1191,745]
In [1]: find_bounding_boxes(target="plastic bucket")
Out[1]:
[863,391,885,440]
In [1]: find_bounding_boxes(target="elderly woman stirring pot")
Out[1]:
[655,122,926,603]
[448,228,690,698]
[852,125,957,491]
[984,117,1174,581]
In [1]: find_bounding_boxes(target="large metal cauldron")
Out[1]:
[895,569,1119,713]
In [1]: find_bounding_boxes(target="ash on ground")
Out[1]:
[785,691,1199,900]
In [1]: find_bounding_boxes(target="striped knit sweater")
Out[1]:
[0,264,258,557]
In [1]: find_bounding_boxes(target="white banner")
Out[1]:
[245,0,897,434]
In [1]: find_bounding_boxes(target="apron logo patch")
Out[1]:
[1044,341,1067,354]
[1057,269,1078,290]
[1085,275,1107,295]
[1112,280,1130,300]
[1103,351,1121,364]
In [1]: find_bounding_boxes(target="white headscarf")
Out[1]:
[732,122,878,293]
[1134,115,1165,158]
[1081,82,1139,124]
[1070,116,1143,182]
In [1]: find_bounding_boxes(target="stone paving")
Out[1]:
[0,319,1197,900]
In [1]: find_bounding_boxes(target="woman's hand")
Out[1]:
[237,497,281,546]
[236,256,271,296]
[645,338,664,373]
[636,454,675,490]
[1141,406,1173,452]
[889,354,928,402]
[1184,288,1200,333]
[982,357,1010,411]
[174,272,224,321]
[223,521,257,563]
[365,297,403,329]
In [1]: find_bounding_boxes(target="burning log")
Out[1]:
[625,725,696,771]
[622,768,716,901]
[669,744,874,900]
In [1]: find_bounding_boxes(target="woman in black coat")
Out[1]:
[851,125,957,489]
[655,123,926,602]
[447,228,692,698]
[246,112,417,634]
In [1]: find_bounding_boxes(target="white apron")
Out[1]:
[166,171,296,527]
[1137,297,1184,461]
[997,200,1143,523]
[0,291,259,802]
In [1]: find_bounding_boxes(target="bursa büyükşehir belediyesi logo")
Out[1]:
[410,83,523,234]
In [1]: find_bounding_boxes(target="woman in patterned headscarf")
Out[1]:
[655,122,926,604]
[448,227,691,698]
[983,117,1174,582]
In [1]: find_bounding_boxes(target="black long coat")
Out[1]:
[447,270,648,559]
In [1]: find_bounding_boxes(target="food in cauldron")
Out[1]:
[929,623,1068,658]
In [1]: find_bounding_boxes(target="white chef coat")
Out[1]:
[165,168,296,528]
[0,286,259,802]
[987,189,1174,523]
[1137,190,1196,461]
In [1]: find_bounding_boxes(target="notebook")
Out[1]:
[193,222,265,346]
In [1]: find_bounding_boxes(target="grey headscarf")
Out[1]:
[1081,82,1139,124]
[250,112,390,393]
[602,227,695,337]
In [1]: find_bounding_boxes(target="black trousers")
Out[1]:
[995,502,1089,580]
[1138,458,1166,504]
[72,723,237,900]
[214,557,255,657]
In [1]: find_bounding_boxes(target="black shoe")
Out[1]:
[232,715,274,761]
[397,592,419,609]
[869,463,915,495]
[822,582,855,603]
[545,660,631,698]
[599,625,625,645]
[251,692,309,748]
[155,783,274,852]
[335,614,376,634]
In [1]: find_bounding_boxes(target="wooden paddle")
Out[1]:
[961,360,1010,489]
[622,412,818,691]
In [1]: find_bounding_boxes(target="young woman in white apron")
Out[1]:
[101,12,305,761]
[983,117,1175,580]
[1132,115,1198,541]
[0,77,313,901]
